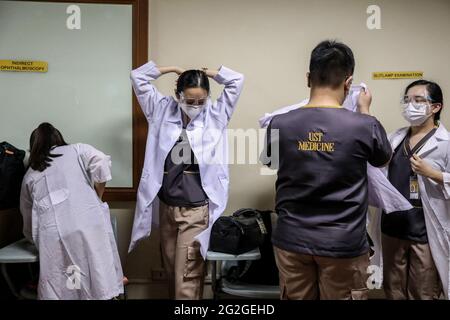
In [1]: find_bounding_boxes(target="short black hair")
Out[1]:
[309,40,355,88]
[176,70,210,95]
[405,80,444,121]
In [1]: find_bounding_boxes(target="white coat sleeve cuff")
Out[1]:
[92,155,112,183]
[131,61,162,81]
[213,66,242,85]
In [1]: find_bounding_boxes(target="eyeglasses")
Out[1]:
[180,93,209,107]
[401,95,432,105]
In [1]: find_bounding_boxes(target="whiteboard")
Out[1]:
[0,1,133,187]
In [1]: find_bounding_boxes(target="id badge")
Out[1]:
[410,175,420,200]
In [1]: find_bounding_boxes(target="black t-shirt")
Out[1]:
[265,106,392,258]
[158,128,208,207]
[381,130,435,243]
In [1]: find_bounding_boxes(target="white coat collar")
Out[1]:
[166,103,206,128]
[166,106,206,128]
[390,123,449,157]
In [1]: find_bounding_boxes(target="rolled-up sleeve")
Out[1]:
[79,144,112,184]
[210,66,245,125]
[130,61,172,121]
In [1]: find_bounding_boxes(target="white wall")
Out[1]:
[0,1,133,187]
[2,0,449,298]
[148,0,450,213]
[123,0,450,297]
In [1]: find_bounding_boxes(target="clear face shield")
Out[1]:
[400,94,436,126]
[178,92,210,120]
[179,92,209,107]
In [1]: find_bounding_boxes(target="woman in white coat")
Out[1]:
[20,123,124,300]
[129,61,244,299]
[380,80,449,299]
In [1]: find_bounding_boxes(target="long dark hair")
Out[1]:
[28,123,68,172]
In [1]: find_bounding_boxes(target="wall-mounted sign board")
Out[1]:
[0,60,48,73]
[372,71,423,80]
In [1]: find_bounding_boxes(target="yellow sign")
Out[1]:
[0,60,48,73]
[372,71,423,80]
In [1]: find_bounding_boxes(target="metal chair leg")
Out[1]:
[1,263,20,298]
[211,261,218,300]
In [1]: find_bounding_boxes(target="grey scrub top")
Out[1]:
[265,106,392,258]
[158,128,208,208]
[381,129,437,243]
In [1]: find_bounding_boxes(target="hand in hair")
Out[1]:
[202,67,219,78]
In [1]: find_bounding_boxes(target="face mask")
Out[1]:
[402,102,432,126]
[179,102,204,120]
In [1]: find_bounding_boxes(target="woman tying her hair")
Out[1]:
[129,61,244,299]
[381,80,450,300]
[20,123,124,300]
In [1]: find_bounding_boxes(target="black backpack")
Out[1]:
[225,210,279,286]
[0,142,26,210]
[209,208,269,255]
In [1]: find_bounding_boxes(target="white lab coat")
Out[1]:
[20,144,124,300]
[368,124,450,299]
[128,61,244,258]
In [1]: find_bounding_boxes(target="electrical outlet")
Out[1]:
[151,269,167,281]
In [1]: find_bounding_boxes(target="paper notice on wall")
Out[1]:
[372,71,423,80]
[0,60,48,73]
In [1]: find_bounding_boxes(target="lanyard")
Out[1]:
[403,128,437,158]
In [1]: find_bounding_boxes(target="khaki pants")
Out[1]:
[274,246,369,300]
[382,234,442,300]
[159,201,209,300]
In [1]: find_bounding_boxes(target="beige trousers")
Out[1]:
[159,200,209,300]
[274,246,370,300]
[382,234,442,300]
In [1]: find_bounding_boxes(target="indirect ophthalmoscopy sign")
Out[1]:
[0,60,48,73]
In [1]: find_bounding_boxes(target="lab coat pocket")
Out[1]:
[36,188,69,230]
[48,189,69,206]
[183,244,205,279]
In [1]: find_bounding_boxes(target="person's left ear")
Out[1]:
[306,72,311,88]
[431,103,443,114]
[344,76,353,90]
